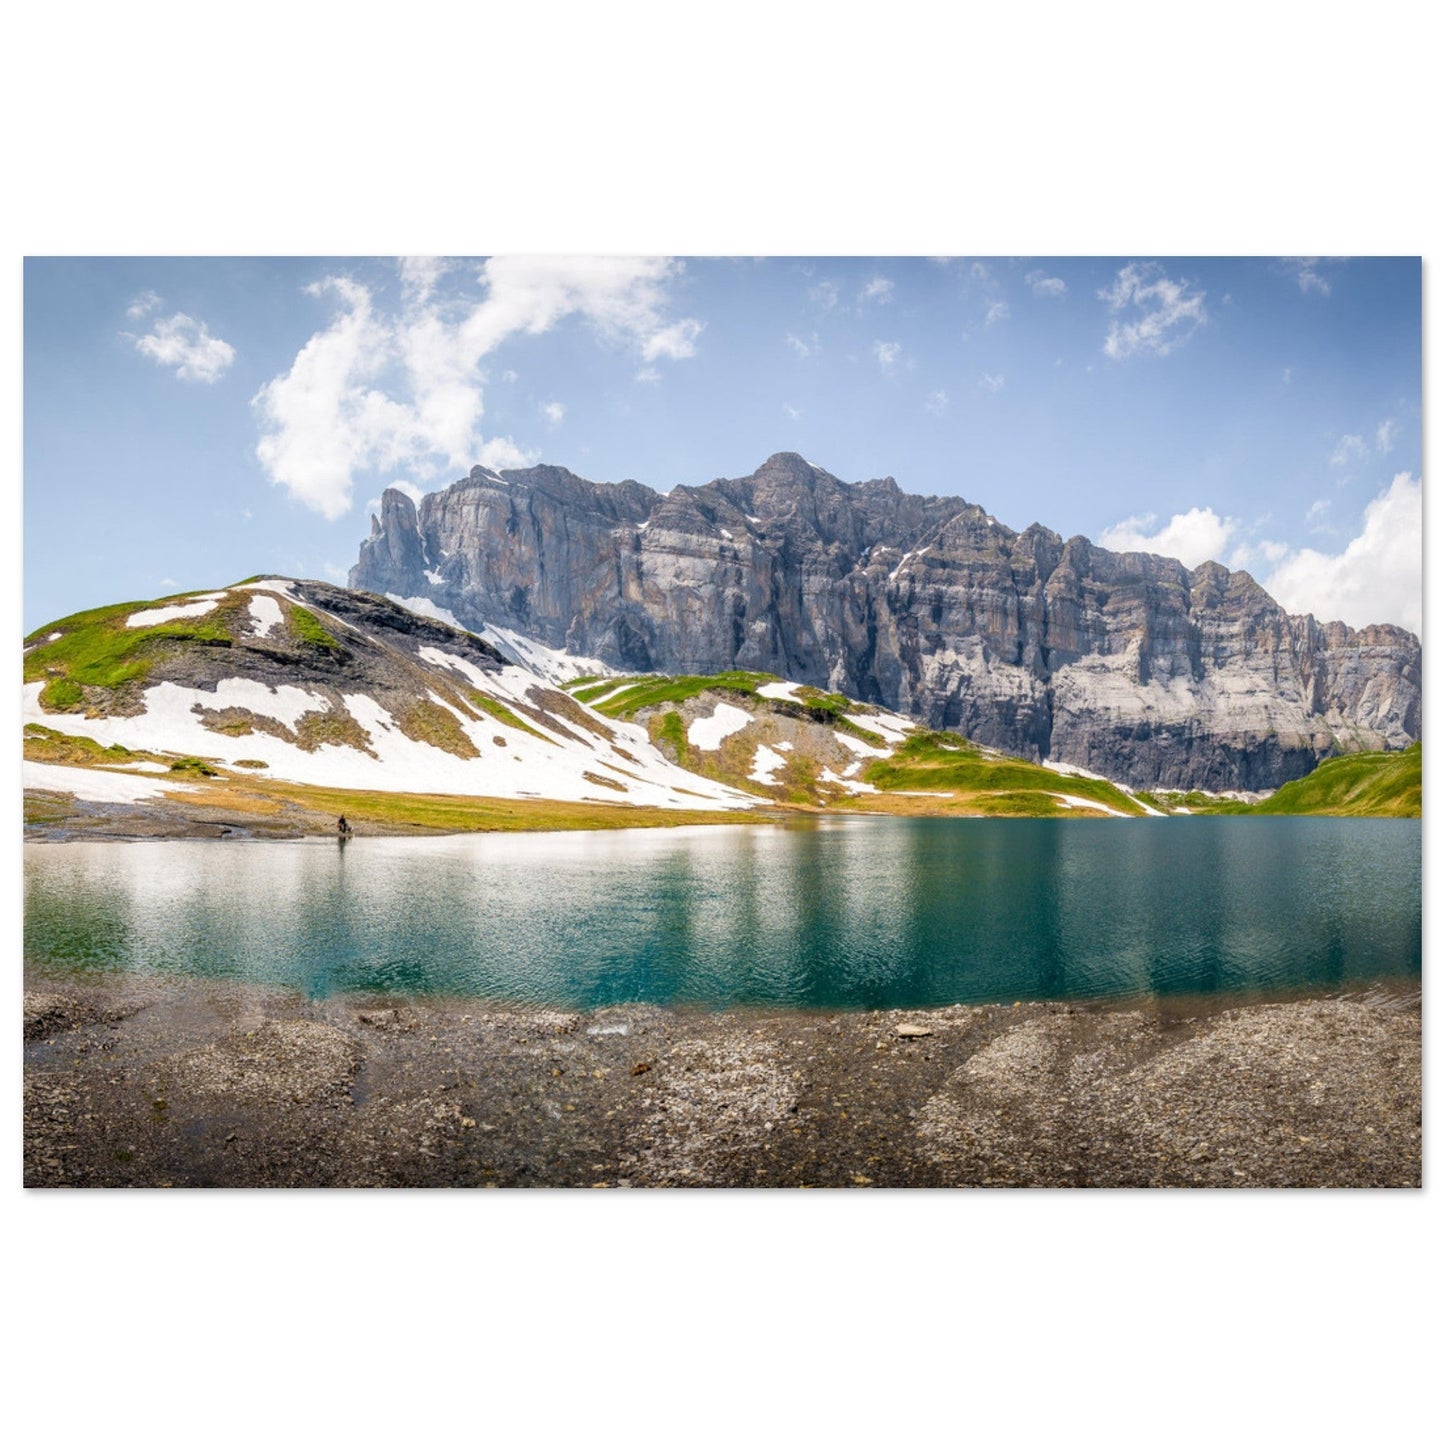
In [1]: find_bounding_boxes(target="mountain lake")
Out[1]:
[24,817,1420,1011]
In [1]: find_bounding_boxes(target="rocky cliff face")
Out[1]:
[350,453,1421,790]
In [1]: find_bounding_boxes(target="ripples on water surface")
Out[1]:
[24,817,1421,1010]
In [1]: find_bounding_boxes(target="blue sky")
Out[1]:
[24,255,1421,635]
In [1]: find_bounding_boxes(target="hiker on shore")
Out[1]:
[337,815,352,837]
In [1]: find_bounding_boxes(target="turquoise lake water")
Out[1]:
[23,817,1421,1010]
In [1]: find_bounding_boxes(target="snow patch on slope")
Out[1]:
[848,709,914,742]
[834,730,890,759]
[1048,792,1130,818]
[416,646,492,691]
[383,594,613,686]
[24,760,198,802]
[1043,758,1111,783]
[819,767,878,795]
[749,744,788,785]
[247,593,285,637]
[687,702,753,750]
[126,592,228,628]
[238,578,300,600]
[478,624,612,685]
[23,673,755,812]
[758,681,804,702]
[387,593,470,633]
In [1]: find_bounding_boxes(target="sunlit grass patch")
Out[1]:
[862,730,1144,815]
[24,596,235,704]
[23,725,134,767]
[648,710,690,770]
[394,699,480,759]
[168,757,220,777]
[294,708,378,756]
[781,685,886,745]
[1255,743,1420,817]
[243,779,762,834]
[467,691,555,743]
[586,671,777,717]
[288,605,344,652]
[1134,790,1249,815]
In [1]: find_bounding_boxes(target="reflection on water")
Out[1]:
[24,817,1421,1010]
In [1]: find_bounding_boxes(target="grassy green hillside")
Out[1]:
[1253,743,1421,817]
[26,608,1419,825]
[1137,745,1421,818]
[566,673,1151,816]
[856,731,1151,817]
[23,586,336,714]
[571,671,888,744]
[572,671,774,714]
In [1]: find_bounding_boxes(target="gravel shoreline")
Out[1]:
[24,972,1421,1188]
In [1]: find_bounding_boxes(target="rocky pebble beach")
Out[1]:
[24,973,1421,1188]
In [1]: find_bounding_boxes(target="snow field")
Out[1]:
[246,593,285,638]
[749,744,788,785]
[818,767,878,795]
[846,709,914,742]
[757,681,804,702]
[687,702,754,750]
[125,592,229,628]
[1048,793,1131,818]
[23,760,198,803]
[833,730,891,759]
[23,658,756,811]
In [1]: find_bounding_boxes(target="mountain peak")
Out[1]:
[757,451,827,479]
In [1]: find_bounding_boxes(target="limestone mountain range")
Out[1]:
[351,451,1421,791]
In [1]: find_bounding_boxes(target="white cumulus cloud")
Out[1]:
[1099,262,1208,359]
[1376,418,1397,453]
[873,340,901,372]
[126,290,163,320]
[1026,271,1067,298]
[252,277,399,519]
[925,390,948,415]
[1330,433,1368,467]
[130,310,236,383]
[252,257,700,518]
[399,256,450,302]
[860,276,893,304]
[1099,506,1239,569]
[985,300,1010,325]
[1282,257,1332,296]
[542,401,565,427]
[809,279,839,312]
[1100,478,1423,634]
[476,436,538,471]
[642,317,703,361]
[1263,473,1421,634]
